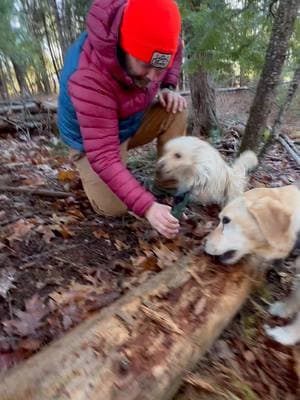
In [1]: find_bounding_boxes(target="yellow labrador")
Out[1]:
[205,185,300,345]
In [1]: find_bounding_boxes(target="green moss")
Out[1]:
[240,313,258,341]
[230,378,258,400]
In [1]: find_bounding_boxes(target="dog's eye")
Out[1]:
[174,153,182,159]
[222,216,231,225]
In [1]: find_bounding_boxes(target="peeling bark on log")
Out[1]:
[0,254,260,400]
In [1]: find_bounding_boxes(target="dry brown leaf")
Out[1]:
[0,195,9,201]
[36,225,56,244]
[7,219,34,245]
[46,219,75,239]
[57,170,77,182]
[3,295,48,337]
[132,255,158,271]
[51,214,76,225]
[114,239,129,251]
[56,224,75,239]
[50,282,105,306]
[19,338,41,351]
[22,174,45,186]
[138,238,152,252]
[67,208,85,219]
[93,229,110,239]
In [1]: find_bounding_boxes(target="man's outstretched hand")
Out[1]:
[145,202,180,238]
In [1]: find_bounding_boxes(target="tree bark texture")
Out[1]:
[240,0,300,153]
[272,64,300,137]
[189,69,219,137]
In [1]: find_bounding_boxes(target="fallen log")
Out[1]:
[0,186,74,199]
[0,252,261,400]
[278,135,300,166]
[0,112,56,132]
[0,101,40,115]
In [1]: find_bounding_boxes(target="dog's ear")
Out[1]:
[246,197,292,252]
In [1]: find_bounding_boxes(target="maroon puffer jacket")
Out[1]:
[68,0,182,216]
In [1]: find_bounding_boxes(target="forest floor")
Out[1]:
[0,116,299,398]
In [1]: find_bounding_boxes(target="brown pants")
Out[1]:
[72,103,187,216]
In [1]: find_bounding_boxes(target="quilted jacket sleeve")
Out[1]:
[68,69,155,217]
[161,39,183,88]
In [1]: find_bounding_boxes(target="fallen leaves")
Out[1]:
[36,224,56,244]
[50,282,105,306]
[57,169,77,182]
[93,229,110,240]
[3,295,48,337]
[49,282,120,330]
[0,267,16,298]
[6,219,34,246]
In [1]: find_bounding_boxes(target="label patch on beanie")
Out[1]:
[150,52,171,68]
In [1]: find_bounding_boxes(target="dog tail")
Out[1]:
[233,150,258,174]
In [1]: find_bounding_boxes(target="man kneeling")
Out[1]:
[58,0,187,239]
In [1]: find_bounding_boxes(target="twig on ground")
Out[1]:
[0,186,74,198]
[277,135,300,166]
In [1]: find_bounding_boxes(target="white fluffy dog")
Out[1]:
[155,136,258,206]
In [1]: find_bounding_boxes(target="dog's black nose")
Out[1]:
[216,250,236,264]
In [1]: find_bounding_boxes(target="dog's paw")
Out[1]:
[269,301,290,318]
[264,324,299,346]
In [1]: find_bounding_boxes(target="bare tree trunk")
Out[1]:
[32,63,46,94]
[0,59,9,100]
[189,69,219,137]
[3,58,18,95]
[272,64,300,137]
[41,12,60,82]
[10,58,30,96]
[64,0,76,45]
[37,46,52,94]
[239,0,300,153]
[48,15,63,69]
[22,0,52,94]
[48,0,68,57]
